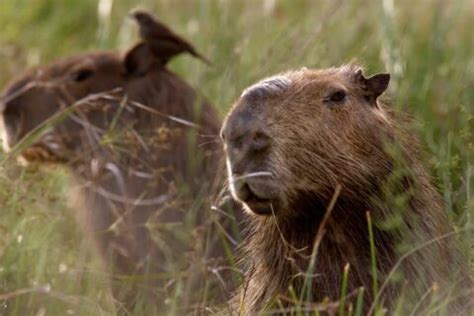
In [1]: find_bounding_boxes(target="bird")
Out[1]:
[130,10,211,65]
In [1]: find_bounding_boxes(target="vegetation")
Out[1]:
[0,0,472,315]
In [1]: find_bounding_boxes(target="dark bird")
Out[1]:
[130,10,211,65]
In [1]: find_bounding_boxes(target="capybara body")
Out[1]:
[221,65,472,314]
[0,15,234,313]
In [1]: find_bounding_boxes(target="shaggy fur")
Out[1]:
[221,65,472,315]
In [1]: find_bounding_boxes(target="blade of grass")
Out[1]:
[300,185,342,303]
[353,287,365,316]
[338,263,350,316]
[366,212,378,302]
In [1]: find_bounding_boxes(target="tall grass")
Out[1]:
[0,0,472,315]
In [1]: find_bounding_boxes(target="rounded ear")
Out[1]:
[354,69,390,102]
[123,42,156,76]
[365,73,390,98]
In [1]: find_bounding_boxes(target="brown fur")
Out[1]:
[0,17,236,313]
[221,65,472,314]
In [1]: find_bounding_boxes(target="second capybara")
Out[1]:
[221,64,472,314]
[0,12,238,314]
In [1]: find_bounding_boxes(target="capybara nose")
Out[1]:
[225,128,271,172]
[222,117,271,154]
[239,130,270,152]
[221,110,272,176]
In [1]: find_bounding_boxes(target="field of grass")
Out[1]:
[0,0,472,315]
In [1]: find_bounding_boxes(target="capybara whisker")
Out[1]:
[198,139,220,147]
[210,205,237,221]
[198,133,220,138]
[85,182,174,207]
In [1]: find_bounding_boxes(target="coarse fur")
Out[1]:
[221,65,472,314]
[0,14,235,314]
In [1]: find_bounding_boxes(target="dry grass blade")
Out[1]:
[299,184,342,302]
[128,100,201,129]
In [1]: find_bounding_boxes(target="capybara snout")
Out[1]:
[221,112,271,156]
[221,76,296,215]
[221,107,272,176]
[1,54,125,158]
[1,84,60,151]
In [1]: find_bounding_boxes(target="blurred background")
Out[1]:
[0,0,472,315]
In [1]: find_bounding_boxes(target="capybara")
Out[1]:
[221,65,472,314]
[0,12,236,314]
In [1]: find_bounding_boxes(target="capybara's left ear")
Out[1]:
[355,69,390,101]
[365,73,390,99]
[123,42,155,76]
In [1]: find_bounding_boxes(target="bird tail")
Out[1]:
[191,50,212,66]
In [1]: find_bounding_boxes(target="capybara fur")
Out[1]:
[0,13,236,314]
[221,65,472,314]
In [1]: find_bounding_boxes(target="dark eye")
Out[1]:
[72,69,94,82]
[324,90,346,104]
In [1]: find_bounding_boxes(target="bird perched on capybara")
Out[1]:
[221,65,472,315]
[130,9,210,65]
[0,11,236,314]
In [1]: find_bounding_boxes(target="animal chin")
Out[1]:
[243,194,275,215]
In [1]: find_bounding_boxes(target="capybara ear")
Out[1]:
[365,73,390,98]
[123,42,156,76]
[354,69,390,102]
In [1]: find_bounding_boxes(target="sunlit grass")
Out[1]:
[0,0,472,315]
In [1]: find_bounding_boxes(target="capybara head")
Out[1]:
[1,53,124,159]
[221,65,393,217]
[0,38,216,169]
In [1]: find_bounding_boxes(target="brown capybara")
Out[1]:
[221,65,472,315]
[0,12,237,314]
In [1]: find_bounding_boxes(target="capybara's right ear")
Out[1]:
[123,42,155,76]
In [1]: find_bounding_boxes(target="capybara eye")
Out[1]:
[324,90,346,104]
[72,69,94,82]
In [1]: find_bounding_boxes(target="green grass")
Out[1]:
[0,0,473,315]
[367,212,378,303]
